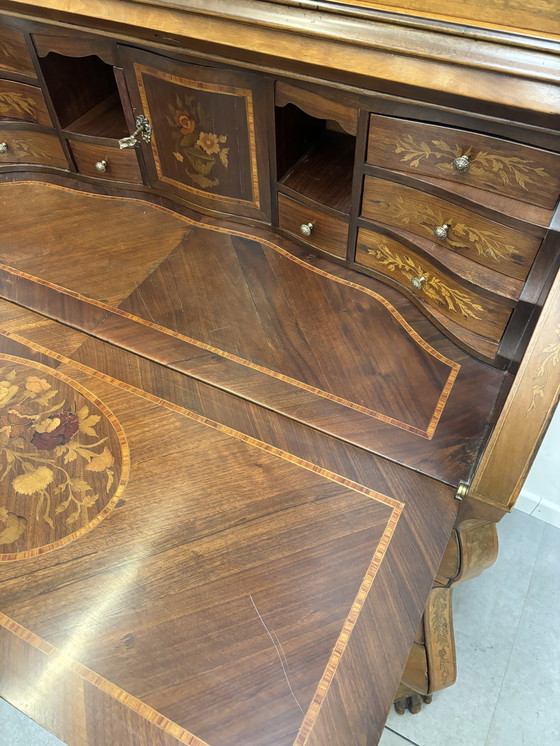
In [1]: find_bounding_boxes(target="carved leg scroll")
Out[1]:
[394,520,498,714]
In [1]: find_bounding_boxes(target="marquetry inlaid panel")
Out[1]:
[356,227,515,341]
[368,115,560,209]
[0,355,126,559]
[0,328,405,746]
[361,176,542,281]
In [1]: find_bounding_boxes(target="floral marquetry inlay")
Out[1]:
[367,244,484,320]
[0,356,127,560]
[378,195,516,263]
[169,93,230,191]
[394,135,551,192]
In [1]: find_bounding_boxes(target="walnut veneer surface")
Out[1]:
[0,179,459,746]
[0,1,558,744]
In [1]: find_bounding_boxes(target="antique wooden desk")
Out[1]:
[0,1,558,744]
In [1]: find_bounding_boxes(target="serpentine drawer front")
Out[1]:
[0,124,68,167]
[0,23,35,76]
[355,226,515,342]
[0,79,52,126]
[367,115,560,210]
[361,176,543,281]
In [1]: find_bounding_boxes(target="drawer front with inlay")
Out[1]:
[0,24,35,77]
[0,125,68,168]
[367,115,560,210]
[356,227,514,341]
[278,193,348,258]
[69,140,143,183]
[0,79,52,126]
[361,176,542,281]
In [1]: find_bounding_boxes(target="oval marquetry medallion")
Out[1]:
[0,355,127,560]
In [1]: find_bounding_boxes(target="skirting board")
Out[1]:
[515,490,560,529]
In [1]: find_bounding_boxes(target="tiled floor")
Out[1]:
[381,509,560,746]
[1,510,559,745]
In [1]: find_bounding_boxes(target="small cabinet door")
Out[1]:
[120,47,270,220]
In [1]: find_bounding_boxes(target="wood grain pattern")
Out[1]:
[339,0,560,37]
[1,0,558,125]
[0,298,460,746]
[0,78,52,125]
[0,3,555,743]
[69,138,143,182]
[277,193,348,258]
[0,22,35,76]
[0,179,459,438]
[368,115,560,210]
[32,31,118,65]
[0,178,508,487]
[468,262,560,510]
[275,80,358,136]
[362,176,542,281]
[0,328,405,746]
[0,180,188,305]
[0,124,67,167]
[279,130,355,214]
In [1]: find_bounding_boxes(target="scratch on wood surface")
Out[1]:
[249,594,304,714]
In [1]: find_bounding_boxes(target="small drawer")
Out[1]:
[69,139,143,183]
[356,227,513,342]
[0,24,35,77]
[361,176,542,281]
[0,79,52,126]
[278,193,348,258]
[367,115,560,210]
[0,125,68,168]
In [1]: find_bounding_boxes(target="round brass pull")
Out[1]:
[411,275,426,290]
[300,222,314,237]
[434,223,451,240]
[95,160,107,173]
[453,155,470,173]
[0,142,8,155]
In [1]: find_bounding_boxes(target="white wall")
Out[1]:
[515,403,560,527]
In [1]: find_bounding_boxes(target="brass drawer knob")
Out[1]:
[95,160,108,173]
[434,223,451,240]
[300,222,314,237]
[453,155,470,173]
[411,275,426,290]
[0,142,8,154]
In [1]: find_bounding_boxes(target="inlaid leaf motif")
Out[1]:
[367,244,483,319]
[0,39,18,61]
[528,326,560,412]
[8,139,54,161]
[0,91,36,117]
[375,195,517,263]
[393,135,552,192]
